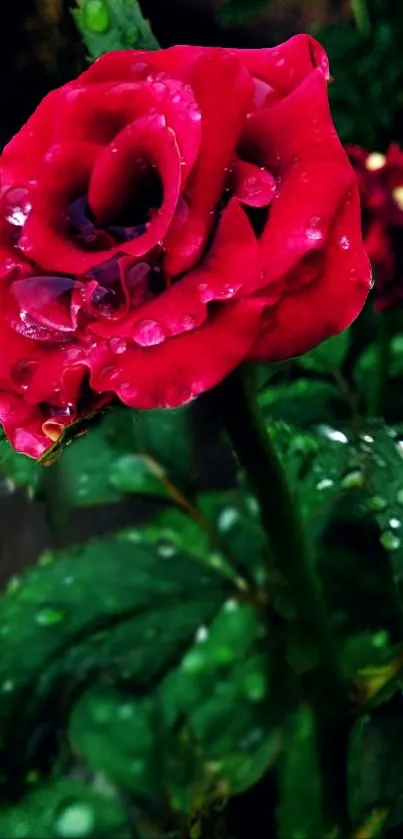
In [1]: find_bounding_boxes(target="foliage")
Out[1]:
[3,1,403,838]
[72,0,159,59]
[316,0,403,146]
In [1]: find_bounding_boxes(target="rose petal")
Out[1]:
[89,114,181,261]
[249,187,371,361]
[233,161,277,207]
[0,392,49,458]
[88,200,260,340]
[88,297,265,409]
[163,49,254,277]
[231,35,329,96]
[56,78,201,182]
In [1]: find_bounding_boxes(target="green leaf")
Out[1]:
[0,535,231,761]
[348,709,403,832]
[0,780,135,839]
[277,706,323,839]
[197,490,268,586]
[0,779,131,838]
[109,454,170,499]
[69,598,280,815]
[133,405,196,493]
[259,379,342,428]
[72,0,159,60]
[268,421,403,686]
[37,407,187,528]
[0,780,131,838]
[299,330,350,374]
[0,432,39,492]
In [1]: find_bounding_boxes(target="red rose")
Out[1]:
[0,36,370,457]
[347,143,403,310]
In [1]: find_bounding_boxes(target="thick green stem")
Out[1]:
[372,308,391,418]
[217,370,347,708]
[351,0,371,35]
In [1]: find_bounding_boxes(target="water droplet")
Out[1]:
[196,625,209,643]
[1,680,14,693]
[91,701,112,725]
[130,759,144,774]
[124,529,142,543]
[35,607,66,627]
[56,803,95,838]
[133,319,167,347]
[6,575,20,594]
[372,630,389,648]
[316,478,334,491]
[119,381,139,401]
[397,489,403,507]
[368,495,387,512]
[183,649,205,674]
[361,434,374,444]
[10,275,77,340]
[369,270,374,290]
[157,542,176,558]
[218,507,239,532]
[316,425,348,444]
[305,216,324,241]
[215,646,234,664]
[83,0,110,34]
[380,530,401,551]
[108,336,126,355]
[246,495,259,516]
[63,576,74,586]
[339,235,350,250]
[118,703,135,720]
[340,470,364,489]
[180,313,196,330]
[224,599,239,613]
[220,284,236,297]
[244,672,267,702]
[122,25,139,46]
[239,727,264,750]
[389,518,402,529]
[3,187,31,227]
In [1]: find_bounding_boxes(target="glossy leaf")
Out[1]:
[268,421,403,686]
[299,330,350,374]
[69,598,279,815]
[133,405,196,493]
[258,379,343,428]
[0,535,231,760]
[0,431,38,492]
[0,779,131,838]
[72,0,159,60]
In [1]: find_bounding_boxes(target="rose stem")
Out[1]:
[350,0,371,36]
[372,307,392,418]
[216,368,347,708]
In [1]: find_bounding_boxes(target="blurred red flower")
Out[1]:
[348,143,403,311]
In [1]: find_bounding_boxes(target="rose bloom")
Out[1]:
[347,143,403,311]
[0,36,370,457]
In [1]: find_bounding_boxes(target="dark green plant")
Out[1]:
[1,3,403,838]
[316,0,403,147]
